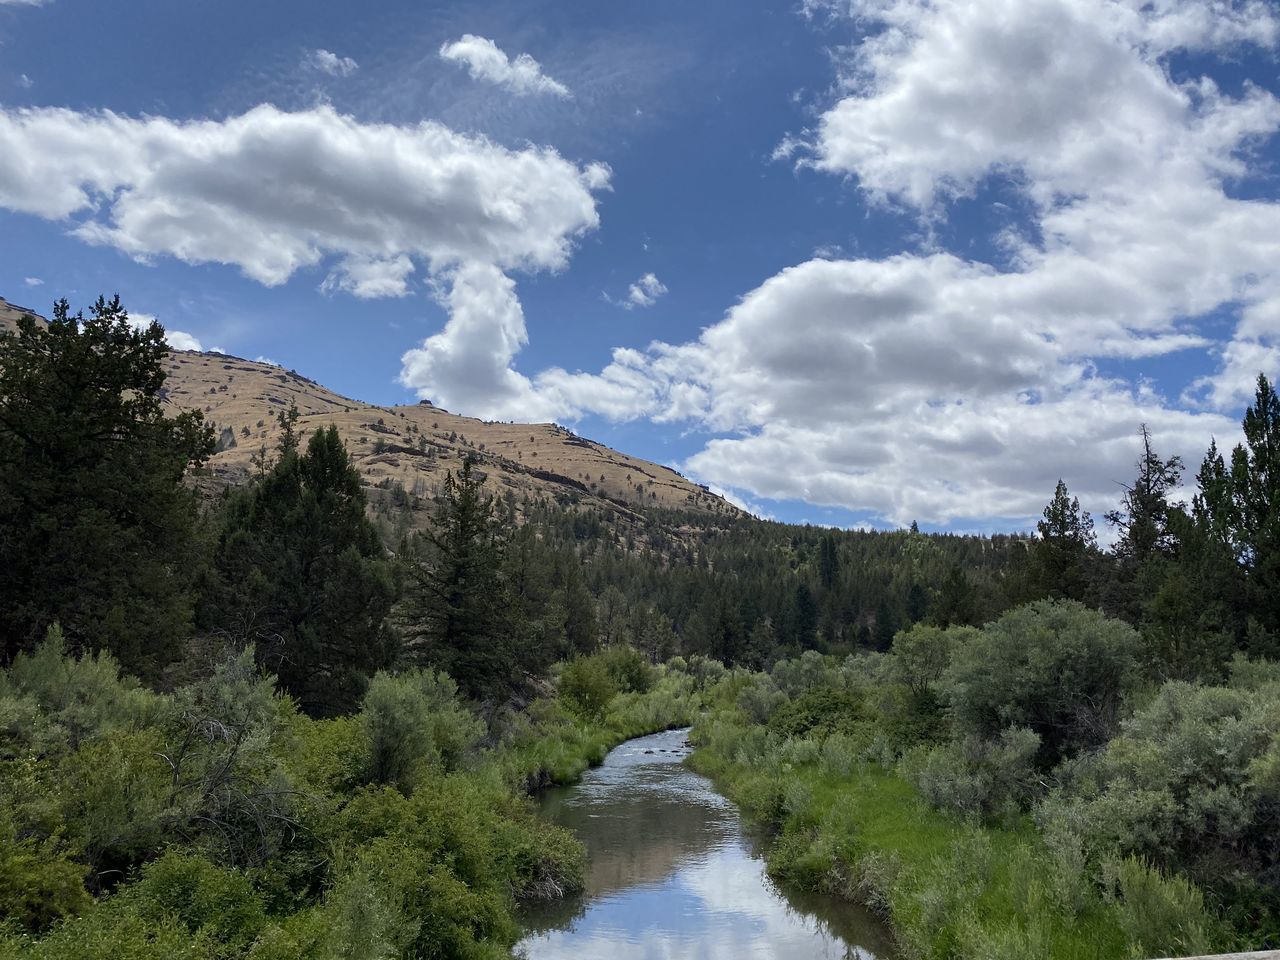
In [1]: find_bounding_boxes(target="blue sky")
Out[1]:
[2,0,1279,532]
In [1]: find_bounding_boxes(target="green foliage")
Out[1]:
[597,645,656,694]
[0,296,215,678]
[407,460,521,701]
[945,600,1141,767]
[904,727,1042,820]
[767,686,863,739]
[202,421,398,716]
[1104,856,1217,959]
[557,656,619,719]
[0,823,90,930]
[1026,479,1098,603]
[361,669,484,790]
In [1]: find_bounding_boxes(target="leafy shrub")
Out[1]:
[945,600,1141,767]
[1104,856,1217,959]
[117,851,266,952]
[1041,679,1280,927]
[557,656,618,719]
[362,669,483,791]
[905,727,1042,819]
[598,646,656,694]
[768,687,863,739]
[0,825,90,930]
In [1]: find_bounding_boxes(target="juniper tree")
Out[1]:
[202,417,397,715]
[0,297,214,676]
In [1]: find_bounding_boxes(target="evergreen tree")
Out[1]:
[1102,426,1184,623]
[817,532,840,591]
[1194,374,1280,649]
[1027,479,1097,602]
[202,418,397,715]
[931,565,980,627]
[1105,425,1184,566]
[0,297,214,676]
[407,460,517,700]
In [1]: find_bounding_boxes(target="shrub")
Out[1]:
[598,646,656,694]
[557,657,618,719]
[905,727,1042,819]
[361,670,484,791]
[0,825,90,930]
[945,600,1141,767]
[767,687,864,740]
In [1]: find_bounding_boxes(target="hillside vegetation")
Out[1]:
[4,296,1280,958]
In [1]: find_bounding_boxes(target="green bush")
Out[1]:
[905,727,1042,819]
[0,826,90,930]
[557,656,618,719]
[361,669,484,791]
[598,646,656,694]
[945,600,1141,767]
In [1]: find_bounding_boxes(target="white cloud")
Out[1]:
[439,34,571,98]
[398,262,562,420]
[254,355,280,367]
[449,0,1280,526]
[308,48,358,77]
[321,254,414,299]
[0,103,609,292]
[0,0,49,6]
[17,74,33,89]
[22,276,41,286]
[622,272,667,309]
[128,313,203,352]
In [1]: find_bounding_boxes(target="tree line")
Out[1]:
[3,297,1279,714]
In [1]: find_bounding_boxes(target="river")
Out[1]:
[516,727,897,959]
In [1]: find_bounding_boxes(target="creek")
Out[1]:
[516,727,897,959]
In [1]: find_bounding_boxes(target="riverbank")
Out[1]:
[688,705,1226,960]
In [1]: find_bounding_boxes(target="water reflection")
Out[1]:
[517,728,896,959]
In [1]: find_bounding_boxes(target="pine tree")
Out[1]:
[1027,479,1098,603]
[202,418,397,716]
[0,297,214,676]
[1193,374,1280,648]
[407,459,518,700]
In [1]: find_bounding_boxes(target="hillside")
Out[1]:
[0,297,738,524]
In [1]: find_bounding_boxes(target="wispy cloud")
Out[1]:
[439,34,570,98]
[308,48,358,78]
[623,273,667,309]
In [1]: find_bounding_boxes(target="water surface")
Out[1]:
[517,727,896,959]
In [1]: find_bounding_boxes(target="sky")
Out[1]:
[1,0,1279,534]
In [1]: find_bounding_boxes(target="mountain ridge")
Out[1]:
[0,296,739,524]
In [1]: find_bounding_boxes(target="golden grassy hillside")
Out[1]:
[0,297,737,524]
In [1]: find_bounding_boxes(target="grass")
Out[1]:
[689,725,1135,960]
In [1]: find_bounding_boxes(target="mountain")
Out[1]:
[0,297,738,523]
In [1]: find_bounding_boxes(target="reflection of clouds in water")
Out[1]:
[516,728,889,960]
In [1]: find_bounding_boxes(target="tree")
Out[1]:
[1026,479,1098,603]
[817,533,840,591]
[1106,425,1184,566]
[0,297,214,677]
[1194,374,1280,648]
[202,419,397,716]
[406,460,517,700]
[931,565,980,627]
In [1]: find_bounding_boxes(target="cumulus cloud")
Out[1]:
[623,272,668,309]
[458,0,1280,526]
[398,262,562,420]
[0,103,609,292]
[22,276,41,286]
[128,313,203,352]
[308,49,358,77]
[439,34,571,98]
